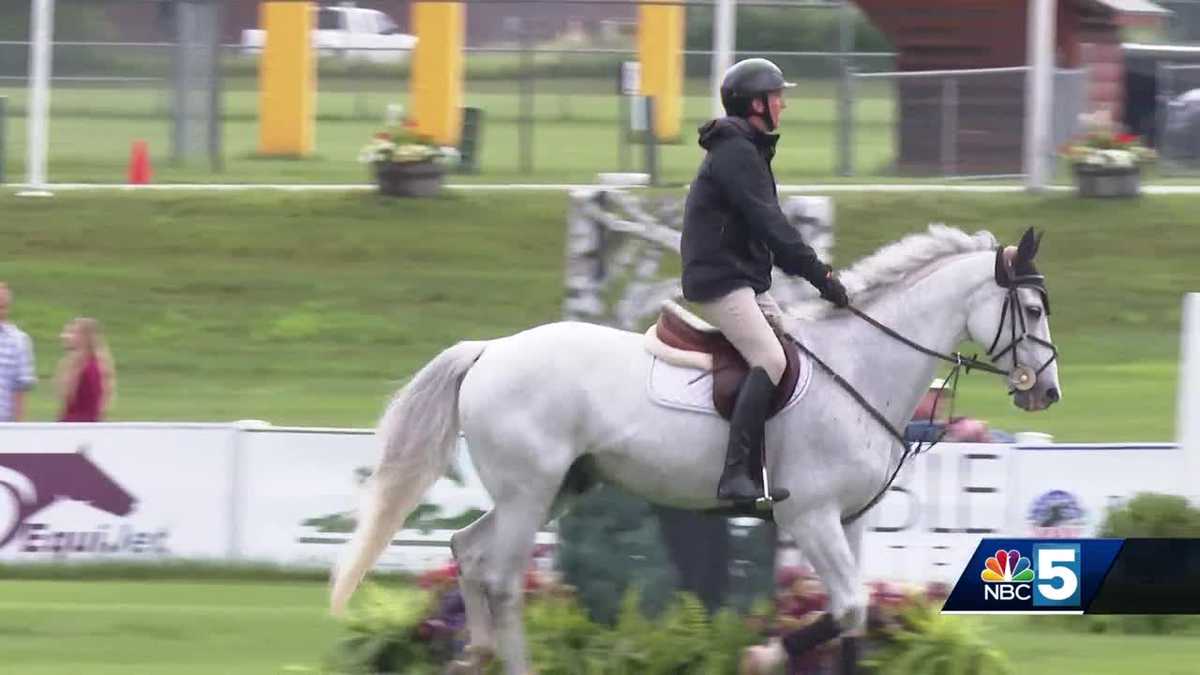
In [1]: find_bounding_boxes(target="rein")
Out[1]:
[787,326,964,526]
[787,268,1057,525]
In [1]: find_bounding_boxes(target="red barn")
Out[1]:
[852,0,1170,174]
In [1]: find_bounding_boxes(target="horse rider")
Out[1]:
[681,57,850,504]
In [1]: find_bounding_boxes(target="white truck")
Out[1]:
[241,5,417,64]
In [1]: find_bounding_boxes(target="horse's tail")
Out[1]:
[329,339,489,616]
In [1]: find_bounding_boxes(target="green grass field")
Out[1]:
[1,183,1198,673]
[2,188,1195,441]
[3,578,1199,674]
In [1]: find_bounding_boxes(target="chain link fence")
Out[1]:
[0,0,1094,185]
[0,0,907,185]
[1157,63,1200,173]
[844,66,1087,179]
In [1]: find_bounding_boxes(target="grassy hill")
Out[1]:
[2,188,1195,441]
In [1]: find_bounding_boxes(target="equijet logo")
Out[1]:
[0,449,168,557]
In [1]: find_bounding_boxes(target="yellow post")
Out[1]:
[638,3,684,141]
[258,1,315,156]
[410,2,465,146]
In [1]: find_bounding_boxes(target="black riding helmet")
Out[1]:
[719,58,795,132]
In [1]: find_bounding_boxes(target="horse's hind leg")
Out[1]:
[482,483,558,675]
[448,511,497,673]
[455,420,571,675]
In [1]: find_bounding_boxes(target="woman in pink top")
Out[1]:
[56,317,116,422]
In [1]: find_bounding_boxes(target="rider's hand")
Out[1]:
[818,271,850,308]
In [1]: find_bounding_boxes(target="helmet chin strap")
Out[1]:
[759,93,775,132]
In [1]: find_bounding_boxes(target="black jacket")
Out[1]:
[681,117,828,302]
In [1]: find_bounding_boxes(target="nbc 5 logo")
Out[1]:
[980,544,1081,607]
[1032,543,1081,607]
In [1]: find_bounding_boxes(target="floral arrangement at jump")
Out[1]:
[1060,110,1156,170]
[359,120,461,166]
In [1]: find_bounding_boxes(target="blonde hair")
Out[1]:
[58,317,118,410]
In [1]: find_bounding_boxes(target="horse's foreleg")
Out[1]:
[839,516,867,674]
[777,506,868,654]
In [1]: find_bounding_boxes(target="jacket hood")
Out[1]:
[697,116,778,152]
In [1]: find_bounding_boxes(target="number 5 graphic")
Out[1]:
[1034,544,1081,607]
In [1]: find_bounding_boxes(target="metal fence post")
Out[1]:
[0,96,6,184]
[644,96,658,186]
[837,0,855,176]
[941,76,958,177]
[839,65,856,176]
[1158,61,1174,171]
[519,24,535,175]
[209,0,224,173]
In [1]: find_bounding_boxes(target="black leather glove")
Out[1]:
[817,270,849,308]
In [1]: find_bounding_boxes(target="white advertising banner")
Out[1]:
[858,442,1190,584]
[1,423,1193,584]
[861,443,1011,585]
[1009,443,1184,539]
[235,429,496,571]
[0,423,235,562]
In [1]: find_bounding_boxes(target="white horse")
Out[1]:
[330,225,1061,674]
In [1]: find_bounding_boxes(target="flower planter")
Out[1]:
[373,159,446,198]
[1073,164,1141,199]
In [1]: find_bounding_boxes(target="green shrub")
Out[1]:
[1099,492,1200,538]
[329,585,444,675]
[332,584,764,675]
[865,599,1009,675]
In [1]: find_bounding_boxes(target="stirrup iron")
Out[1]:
[755,462,789,511]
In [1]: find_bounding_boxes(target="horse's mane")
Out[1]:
[789,224,999,320]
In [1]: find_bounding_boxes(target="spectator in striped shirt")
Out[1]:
[0,283,38,422]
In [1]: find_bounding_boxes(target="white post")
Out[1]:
[711,0,736,119]
[1023,0,1055,192]
[1178,293,1200,503]
[20,0,55,197]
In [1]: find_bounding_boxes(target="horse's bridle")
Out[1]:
[787,247,1059,524]
[986,258,1059,394]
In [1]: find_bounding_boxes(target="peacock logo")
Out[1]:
[981,549,1035,583]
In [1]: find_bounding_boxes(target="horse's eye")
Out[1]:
[1026,306,1043,320]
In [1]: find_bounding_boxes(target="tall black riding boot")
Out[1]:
[717,366,785,503]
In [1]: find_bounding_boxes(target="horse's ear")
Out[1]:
[1016,227,1039,264]
[994,246,1015,285]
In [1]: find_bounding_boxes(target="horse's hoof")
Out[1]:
[739,638,786,675]
[444,644,495,675]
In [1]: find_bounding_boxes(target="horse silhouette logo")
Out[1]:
[0,448,136,548]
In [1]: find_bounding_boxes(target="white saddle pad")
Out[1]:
[646,353,814,417]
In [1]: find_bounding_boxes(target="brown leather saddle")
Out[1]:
[654,304,803,420]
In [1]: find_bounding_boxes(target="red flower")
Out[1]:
[1116,133,1139,145]
[523,570,542,592]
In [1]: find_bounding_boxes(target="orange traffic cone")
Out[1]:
[127,140,153,185]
